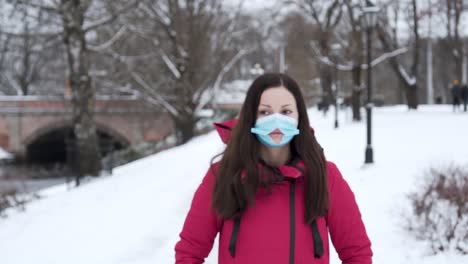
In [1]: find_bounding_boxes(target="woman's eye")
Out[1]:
[259,110,270,115]
[282,110,292,115]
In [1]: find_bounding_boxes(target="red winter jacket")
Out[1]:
[175,119,372,264]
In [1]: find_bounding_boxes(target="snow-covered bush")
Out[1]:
[405,164,468,254]
[0,188,37,218]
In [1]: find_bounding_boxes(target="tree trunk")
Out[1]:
[406,84,419,109]
[375,0,421,110]
[376,25,419,110]
[174,115,197,144]
[319,66,334,111]
[351,66,362,121]
[455,56,463,81]
[61,1,101,180]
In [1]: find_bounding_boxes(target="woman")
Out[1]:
[175,73,372,264]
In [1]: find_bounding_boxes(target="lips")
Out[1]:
[269,129,283,135]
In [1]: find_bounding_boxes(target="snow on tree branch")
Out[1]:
[398,64,417,86]
[130,72,179,116]
[12,0,58,14]
[311,41,409,72]
[143,2,171,26]
[365,47,408,68]
[196,48,252,112]
[84,0,140,32]
[161,53,181,79]
[88,26,127,52]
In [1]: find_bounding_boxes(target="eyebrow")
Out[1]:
[260,104,292,108]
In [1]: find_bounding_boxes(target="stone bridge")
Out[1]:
[0,96,174,163]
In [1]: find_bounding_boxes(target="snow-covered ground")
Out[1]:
[1,105,467,264]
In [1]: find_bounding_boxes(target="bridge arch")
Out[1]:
[23,120,130,164]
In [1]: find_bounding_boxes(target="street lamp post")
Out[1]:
[362,1,379,164]
[331,43,341,129]
[333,82,339,129]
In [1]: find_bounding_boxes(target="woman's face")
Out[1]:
[257,86,299,144]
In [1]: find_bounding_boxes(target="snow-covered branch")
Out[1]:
[311,41,409,72]
[161,53,181,79]
[398,64,417,86]
[102,46,178,115]
[138,2,171,26]
[84,0,140,32]
[196,48,252,112]
[314,55,353,71]
[366,47,409,69]
[0,29,63,38]
[13,0,58,14]
[309,41,352,70]
[88,26,127,52]
[130,72,179,116]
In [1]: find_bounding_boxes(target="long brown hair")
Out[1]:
[212,73,328,224]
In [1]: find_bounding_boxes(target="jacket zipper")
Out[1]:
[289,179,296,264]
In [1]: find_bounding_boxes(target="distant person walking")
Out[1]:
[451,80,461,112]
[461,83,468,112]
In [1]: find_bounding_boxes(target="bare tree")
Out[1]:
[108,0,251,144]
[0,37,11,95]
[377,0,420,109]
[0,9,68,96]
[300,0,407,120]
[279,12,318,96]
[0,1,13,95]
[441,0,466,82]
[343,0,365,121]
[289,0,344,109]
[9,0,139,183]
[5,20,46,95]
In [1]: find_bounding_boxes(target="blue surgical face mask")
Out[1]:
[250,113,300,147]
